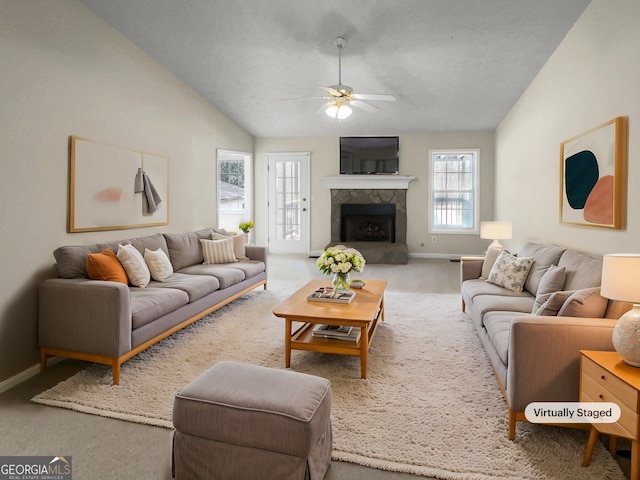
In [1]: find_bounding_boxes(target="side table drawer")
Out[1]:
[582,356,639,411]
[582,373,638,438]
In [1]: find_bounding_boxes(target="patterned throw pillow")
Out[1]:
[486,250,534,293]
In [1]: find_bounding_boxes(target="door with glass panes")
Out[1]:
[267,152,310,254]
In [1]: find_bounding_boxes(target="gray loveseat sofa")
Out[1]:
[39,228,267,385]
[461,242,630,439]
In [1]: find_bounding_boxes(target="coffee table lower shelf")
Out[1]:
[286,308,383,379]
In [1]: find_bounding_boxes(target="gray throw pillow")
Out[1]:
[535,290,576,316]
[557,288,609,318]
[531,265,567,314]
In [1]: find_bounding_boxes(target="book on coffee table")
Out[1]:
[312,324,361,342]
[313,324,352,337]
[306,287,355,304]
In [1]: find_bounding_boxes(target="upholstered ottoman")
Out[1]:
[172,361,332,480]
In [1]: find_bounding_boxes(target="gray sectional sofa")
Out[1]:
[38,229,267,385]
[461,242,631,439]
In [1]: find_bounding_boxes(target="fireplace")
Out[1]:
[340,203,396,243]
[321,176,415,264]
[327,187,409,264]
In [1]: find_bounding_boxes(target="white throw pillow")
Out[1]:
[212,232,247,260]
[117,244,150,288]
[486,250,534,293]
[144,248,174,282]
[200,237,237,264]
[480,246,504,280]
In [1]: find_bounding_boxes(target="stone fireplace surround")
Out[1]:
[321,176,415,264]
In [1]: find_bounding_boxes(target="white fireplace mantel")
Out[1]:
[320,175,416,190]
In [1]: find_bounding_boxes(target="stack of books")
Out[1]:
[312,324,361,342]
[307,287,356,304]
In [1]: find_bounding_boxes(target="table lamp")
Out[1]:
[480,221,512,249]
[601,253,640,367]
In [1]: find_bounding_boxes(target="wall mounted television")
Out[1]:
[339,136,399,175]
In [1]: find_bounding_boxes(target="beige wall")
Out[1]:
[495,0,640,254]
[255,131,495,256]
[0,1,253,383]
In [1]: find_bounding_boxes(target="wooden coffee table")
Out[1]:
[272,279,386,379]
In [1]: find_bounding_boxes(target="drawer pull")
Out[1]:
[599,394,604,399]
[601,375,605,380]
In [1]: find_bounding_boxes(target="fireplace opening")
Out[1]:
[340,204,396,243]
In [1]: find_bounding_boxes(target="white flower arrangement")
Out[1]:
[316,245,366,275]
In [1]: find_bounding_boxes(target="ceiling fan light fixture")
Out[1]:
[325,103,352,120]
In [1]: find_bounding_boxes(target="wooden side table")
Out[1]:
[581,350,640,480]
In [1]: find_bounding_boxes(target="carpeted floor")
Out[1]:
[32,280,624,480]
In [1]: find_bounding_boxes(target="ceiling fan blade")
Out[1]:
[351,100,379,112]
[279,96,328,102]
[319,85,342,97]
[353,93,397,102]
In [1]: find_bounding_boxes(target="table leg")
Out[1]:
[631,439,639,480]
[609,436,618,457]
[285,318,292,368]
[360,325,369,379]
[583,426,599,467]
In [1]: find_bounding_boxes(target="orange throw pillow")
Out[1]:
[86,249,129,284]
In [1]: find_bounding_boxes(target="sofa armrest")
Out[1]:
[39,278,132,357]
[245,245,267,263]
[460,256,484,283]
[507,315,617,412]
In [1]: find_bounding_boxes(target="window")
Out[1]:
[429,149,479,234]
[217,150,252,232]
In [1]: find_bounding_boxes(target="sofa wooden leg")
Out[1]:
[508,409,516,440]
[112,361,121,386]
[461,299,466,312]
[40,348,49,373]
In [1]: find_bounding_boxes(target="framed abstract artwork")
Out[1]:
[69,136,169,232]
[560,116,627,229]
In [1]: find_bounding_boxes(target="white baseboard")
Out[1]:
[308,251,474,260]
[408,253,468,260]
[0,356,63,394]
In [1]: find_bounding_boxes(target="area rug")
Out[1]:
[32,281,624,480]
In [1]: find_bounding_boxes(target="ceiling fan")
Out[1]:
[284,37,396,120]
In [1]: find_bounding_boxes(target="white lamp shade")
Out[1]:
[325,104,352,120]
[601,254,640,303]
[480,221,512,240]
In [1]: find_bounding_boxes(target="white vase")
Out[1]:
[612,305,640,367]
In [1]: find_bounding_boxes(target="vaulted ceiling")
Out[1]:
[80,0,591,137]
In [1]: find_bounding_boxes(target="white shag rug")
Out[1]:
[32,281,624,480]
